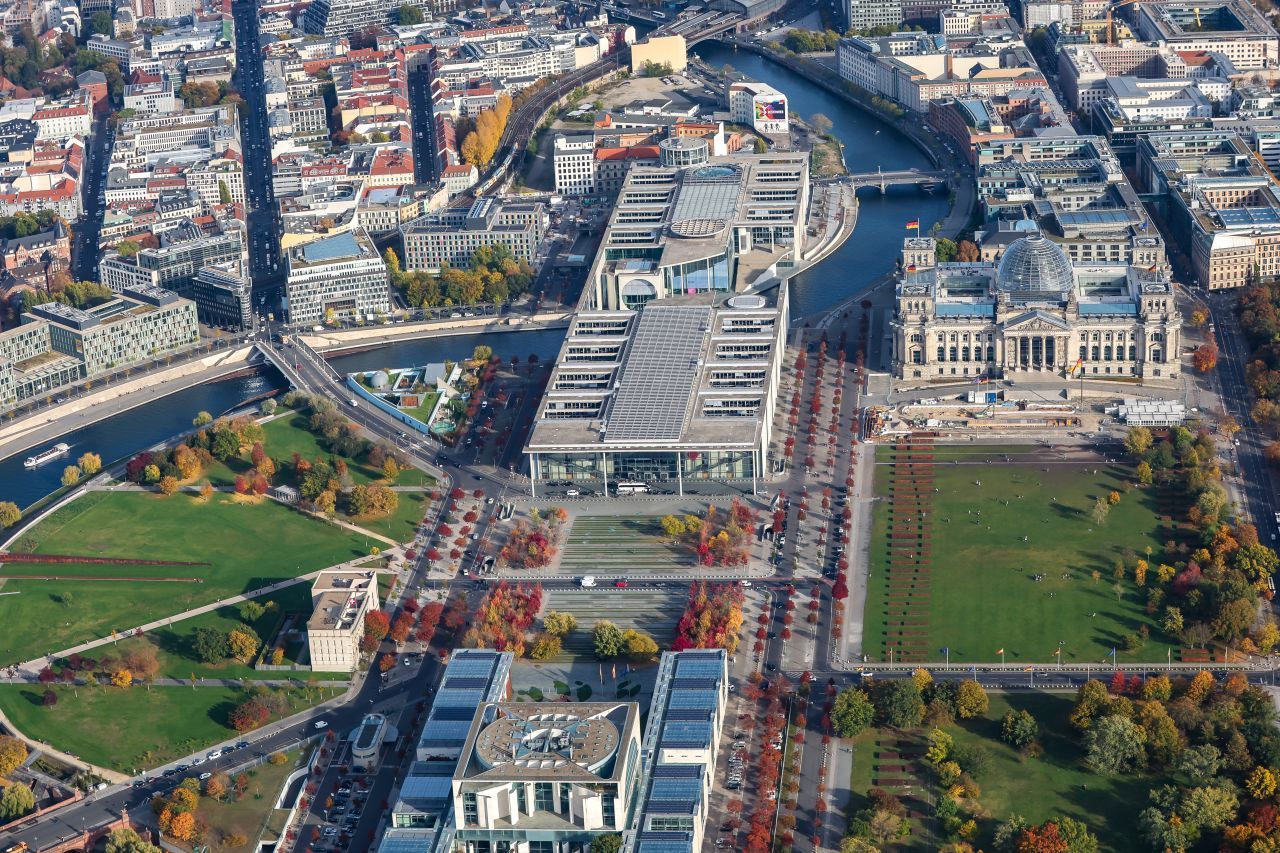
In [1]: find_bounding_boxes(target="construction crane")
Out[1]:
[1105,0,1147,45]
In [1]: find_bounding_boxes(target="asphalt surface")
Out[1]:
[70,113,110,282]
[232,0,286,304]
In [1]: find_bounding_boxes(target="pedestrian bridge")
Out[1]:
[848,168,948,193]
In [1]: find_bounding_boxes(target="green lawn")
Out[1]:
[351,489,429,543]
[865,446,1176,664]
[406,390,441,424]
[0,683,336,771]
[845,692,1160,852]
[205,411,434,488]
[198,747,304,849]
[0,491,370,663]
[560,516,689,574]
[112,585,344,681]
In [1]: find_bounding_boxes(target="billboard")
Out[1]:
[754,98,787,122]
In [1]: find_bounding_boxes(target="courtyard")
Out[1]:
[864,442,1178,664]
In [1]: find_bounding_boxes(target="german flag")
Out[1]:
[906,264,917,272]
[905,219,920,229]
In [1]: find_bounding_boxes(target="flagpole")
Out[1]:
[1000,650,1005,666]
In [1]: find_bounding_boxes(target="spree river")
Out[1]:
[697,42,950,318]
[1,48,949,507]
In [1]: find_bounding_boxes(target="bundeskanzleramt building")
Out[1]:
[0,285,199,408]
[380,650,514,853]
[307,570,380,672]
[450,702,643,853]
[625,649,729,853]
[400,198,547,273]
[285,228,391,325]
[891,233,1182,385]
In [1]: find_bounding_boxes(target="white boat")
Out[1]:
[24,443,70,469]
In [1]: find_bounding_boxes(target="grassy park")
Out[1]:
[560,516,692,575]
[846,692,1153,851]
[865,445,1176,664]
[205,410,434,488]
[0,682,334,771]
[197,748,305,849]
[0,490,370,663]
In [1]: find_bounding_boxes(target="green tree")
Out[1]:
[1125,426,1153,456]
[1056,817,1099,853]
[954,679,988,718]
[621,628,659,657]
[87,10,113,37]
[0,735,28,776]
[105,827,163,853]
[0,782,34,820]
[193,626,230,663]
[592,620,625,659]
[115,239,140,257]
[543,611,577,637]
[935,237,958,261]
[397,2,424,24]
[192,410,213,427]
[873,679,924,728]
[529,633,562,660]
[218,180,231,205]
[0,501,20,528]
[241,600,266,623]
[1001,709,1038,751]
[1176,744,1222,785]
[831,687,874,737]
[589,835,622,853]
[1084,715,1146,774]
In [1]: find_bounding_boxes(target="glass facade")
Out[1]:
[666,254,731,295]
[534,450,758,483]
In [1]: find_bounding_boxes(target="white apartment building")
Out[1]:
[307,570,380,672]
[728,80,788,135]
[553,132,595,195]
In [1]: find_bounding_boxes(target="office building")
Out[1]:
[450,701,644,853]
[890,233,1182,385]
[626,650,729,853]
[307,570,380,672]
[191,259,253,330]
[585,154,809,310]
[1130,0,1278,70]
[846,0,902,31]
[525,290,787,492]
[401,198,546,272]
[285,228,391,325]
[0,285,199,407]
[380,650,514,853]
[728,80,788,135]
[99,231,244,299]
[630,35,688,74]
[1138,130,1280,290]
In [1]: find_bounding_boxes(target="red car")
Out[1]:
[614,580,628,588]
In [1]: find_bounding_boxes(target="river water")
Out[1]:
[1,50,946,507]
[697,42,950,318]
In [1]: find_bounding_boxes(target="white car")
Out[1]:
[207,749,222,759]
[314,720,329,729]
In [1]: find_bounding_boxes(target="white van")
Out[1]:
[579,576,597,588]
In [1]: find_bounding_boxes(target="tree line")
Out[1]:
[457,94,513,169]
[384,243,535,309]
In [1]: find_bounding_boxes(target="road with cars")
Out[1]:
[231,0,286,303]
[70,114,111,282]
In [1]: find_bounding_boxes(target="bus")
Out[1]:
[614,481,649,495]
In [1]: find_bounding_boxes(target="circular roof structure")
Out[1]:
[996,234,1074,297]
[474,712,619,772]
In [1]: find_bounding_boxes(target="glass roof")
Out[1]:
[996,235,1074,297]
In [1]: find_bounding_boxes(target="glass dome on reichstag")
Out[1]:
[995,234,1074,298]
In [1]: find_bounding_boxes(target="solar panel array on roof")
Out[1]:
[443,676,492,689]
[668,690,718,710]
[652,775,703,801]
[671,677,718,689]
[665,708,713,722]
[661,721,711,747]
[654,764,702,778]
[1217,207,1280,227]
[400,775,452,804]
[605,306,711,443]
[646,799,698,815]
[636,834,694,853]
[431,706,477,721]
